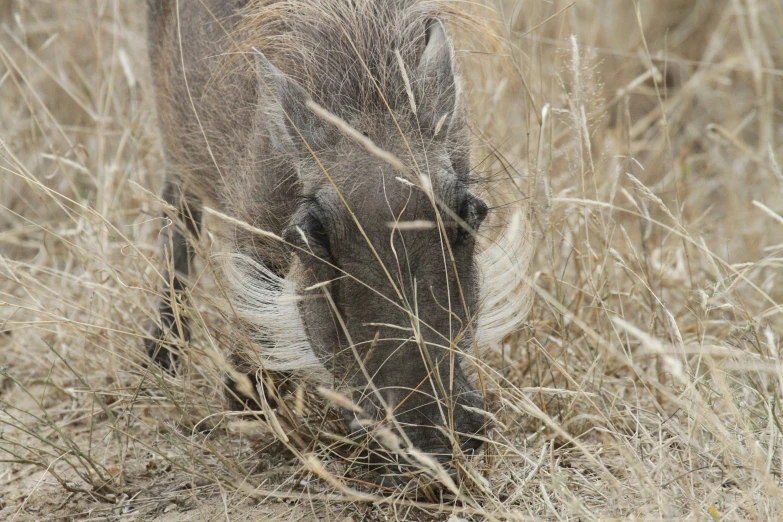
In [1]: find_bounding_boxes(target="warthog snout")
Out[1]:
[345,342,488,461]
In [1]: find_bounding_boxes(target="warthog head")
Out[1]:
[237,19,492,467]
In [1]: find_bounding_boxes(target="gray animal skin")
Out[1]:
[144,0,491,467]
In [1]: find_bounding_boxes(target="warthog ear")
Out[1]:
[415,19,460,137]
[253,48,329,153]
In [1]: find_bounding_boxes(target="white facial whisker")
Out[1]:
[219,253,327,375]
[475,210,533,350]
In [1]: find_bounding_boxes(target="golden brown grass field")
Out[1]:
[2,0,783,520]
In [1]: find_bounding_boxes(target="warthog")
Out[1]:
[144,0,527,470]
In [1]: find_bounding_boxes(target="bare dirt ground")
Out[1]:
[2,0,783,520]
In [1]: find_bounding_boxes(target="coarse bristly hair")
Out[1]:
[219,254,324,374]
[234,0,464,119]
[475,210,533,350]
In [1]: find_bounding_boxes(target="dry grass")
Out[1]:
[2,0,783,520]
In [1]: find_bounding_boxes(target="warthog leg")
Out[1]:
[145,177,201,371]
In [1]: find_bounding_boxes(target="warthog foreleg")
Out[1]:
[145,177,201,371]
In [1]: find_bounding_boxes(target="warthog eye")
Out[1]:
[455,194,488,246]
[283,200,333,260]
[302,211,331,258]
